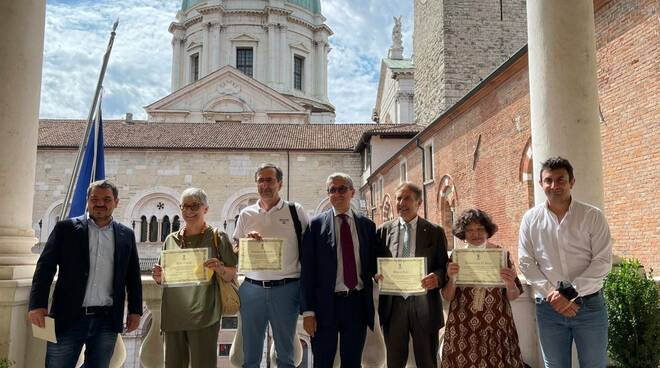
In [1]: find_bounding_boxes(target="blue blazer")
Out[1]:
[29,215,143,337]
[301,209,377,329]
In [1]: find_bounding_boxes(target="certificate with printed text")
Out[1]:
[161,248,212,287]
[453,248,506,287]
[238,238,283,272]
[377,257,427,296]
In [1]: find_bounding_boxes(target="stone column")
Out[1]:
[139,279,164,368]
[0,0,46,364]
[527,0,603,208]
[171,30,184,91]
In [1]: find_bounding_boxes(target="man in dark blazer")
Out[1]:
[376,182,448,368]
[29,180,142,368]
[301,173,377,368]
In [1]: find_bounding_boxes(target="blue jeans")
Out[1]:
[238,280,300,368]
[45,315,118,368]
[535,291,608,368]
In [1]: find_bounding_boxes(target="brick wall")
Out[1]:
[368,0,659,271]
[595,0,659,271]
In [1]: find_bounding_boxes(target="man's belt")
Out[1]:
[244,277,299,288]
[81,306,113,316]
[575,289,603,304]
[334,289,362,297]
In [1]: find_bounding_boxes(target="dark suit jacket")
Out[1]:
[29,215,143,337]
[376,217,448,332]
[301,209,378,330]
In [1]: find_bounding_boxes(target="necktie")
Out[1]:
[339,214,357,289]
[402,222,411,257]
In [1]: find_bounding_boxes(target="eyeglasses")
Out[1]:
[328,186,350,194]
[179,203,203,211]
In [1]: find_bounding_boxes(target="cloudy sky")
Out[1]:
[40,0,413,122]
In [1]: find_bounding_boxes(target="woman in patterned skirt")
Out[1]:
[441,209,525,368]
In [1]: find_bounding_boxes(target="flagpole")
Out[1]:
[60,19,119,219]
[90,89,103,184]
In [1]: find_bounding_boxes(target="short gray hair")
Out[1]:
[180,187,208,206]
[326,173,354,189]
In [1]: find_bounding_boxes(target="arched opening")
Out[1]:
[161,216,171,241]
[126,190,180,243]
[437,175,458,250]
[140,216,148,242]
[149,216,158,243]
[382,194,393,222]
[224,193,259,237]
[172,215,181,233]
[519,138,534,209]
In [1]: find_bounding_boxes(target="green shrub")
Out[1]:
[0,358,13,368]
[604,258,660,368]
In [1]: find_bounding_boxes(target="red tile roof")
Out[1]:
[38,120,423,152]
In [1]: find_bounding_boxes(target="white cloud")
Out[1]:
[40,0,413,122]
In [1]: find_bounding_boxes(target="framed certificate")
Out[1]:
[238,238,283,272]
[377,257,427,296]
[453,248,506,287]
[161,247,212,287]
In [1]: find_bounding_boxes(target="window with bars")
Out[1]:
[190,53,200,82]
[236,48,253,77]
[294,55,304,90]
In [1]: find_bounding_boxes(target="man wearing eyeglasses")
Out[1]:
[233,163,309,368]
[301,173,378,367]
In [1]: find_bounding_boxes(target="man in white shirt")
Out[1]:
[233,163,308,368]
[519,157,612,368]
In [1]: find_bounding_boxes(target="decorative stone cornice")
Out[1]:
[183,15,203,28]
[168,22,185,35]
[264,5,292,16]
[197,4,225,15]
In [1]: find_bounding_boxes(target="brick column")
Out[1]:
[527,0,604,208]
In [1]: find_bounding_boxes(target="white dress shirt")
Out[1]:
[333,208,364,291]
[518,198,612,298]
[233,199,309,280]
[83,215,115,307]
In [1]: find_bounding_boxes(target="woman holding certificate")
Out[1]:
[151,188,238,368]
[441,209,524,368]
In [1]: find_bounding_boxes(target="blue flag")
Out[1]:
[68,108,105,218]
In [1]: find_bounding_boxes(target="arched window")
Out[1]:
[149,216,158,243]
[172,216,181,233]
[519,138,535,209]
[140,216,148,242]
[438,175,458,250]
[161,216,171,241]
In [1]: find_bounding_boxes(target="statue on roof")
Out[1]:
[388,16,404,59]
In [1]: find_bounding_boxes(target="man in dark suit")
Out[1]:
[375,182,448,368]
[28,179,142,368]
[301,173,377,368]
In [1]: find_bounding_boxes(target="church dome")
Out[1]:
[181,0,205,11]
[287,0,322,14]
[181,0,321,14]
